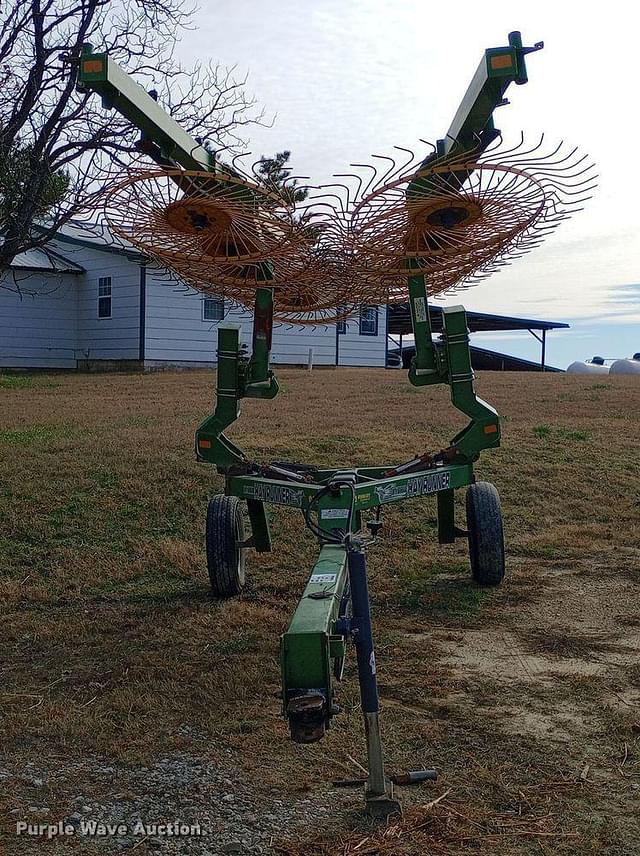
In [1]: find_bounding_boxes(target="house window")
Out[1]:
[98,277,112,318]
[359,305,378,336]
[336,305,347,335]
[202,296,225,321]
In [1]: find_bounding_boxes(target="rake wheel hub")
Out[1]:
[423,202,481,228]
[164,199,233,234]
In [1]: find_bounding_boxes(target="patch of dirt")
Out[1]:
[483,702,594,742]
[434,628,611,681]
[398,542,640,816]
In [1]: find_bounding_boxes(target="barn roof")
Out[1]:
[387,303,569,334]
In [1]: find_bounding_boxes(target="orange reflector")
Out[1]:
[490,54,513,70]
[484,424,498,434]
[199,439,212,449]
[82,59,104,73]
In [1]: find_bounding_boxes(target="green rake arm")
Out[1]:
[402,30,541,459]
[439,30,543,158]
[408,30,543,204]
[77,44,214,171]
[77,42,256,204]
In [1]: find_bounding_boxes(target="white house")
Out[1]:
[0,223,388,371]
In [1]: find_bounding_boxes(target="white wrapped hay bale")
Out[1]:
[610,354,640,375]
[567,356,610,374]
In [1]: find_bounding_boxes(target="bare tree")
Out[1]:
[0,0,269,274]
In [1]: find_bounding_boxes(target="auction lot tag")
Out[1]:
[310,574,337,585]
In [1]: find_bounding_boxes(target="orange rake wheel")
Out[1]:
[98,138,595,324]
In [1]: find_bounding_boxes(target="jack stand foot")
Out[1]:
[362,711,401,817]
[391,769,438,786]
[365,782,401,818]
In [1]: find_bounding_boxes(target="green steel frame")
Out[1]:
[193,284,498,732]
[77,30,543,813]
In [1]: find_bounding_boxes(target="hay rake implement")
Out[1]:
[77,31,594,815]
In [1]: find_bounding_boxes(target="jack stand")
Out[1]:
[348,542,418,817]
[344,543,437,816]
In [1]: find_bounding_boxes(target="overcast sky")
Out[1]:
[176,0,638,333]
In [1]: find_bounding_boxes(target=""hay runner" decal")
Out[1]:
[375,471,451,504]
[243,483,304,507]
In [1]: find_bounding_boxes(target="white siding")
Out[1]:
[37,238,143,362]
[0,239,142,369]
[59,243,141,361]
[143,275,228,364]
[270,323,335,366]
[144,275,338,367]
[0,231,389,370]
[0,270,78,368]
[337,307,387,367]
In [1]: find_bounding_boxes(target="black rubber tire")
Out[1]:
[206,495,246,597]
[465,481,505,586]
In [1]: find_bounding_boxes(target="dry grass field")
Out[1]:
[1,367,639,855]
